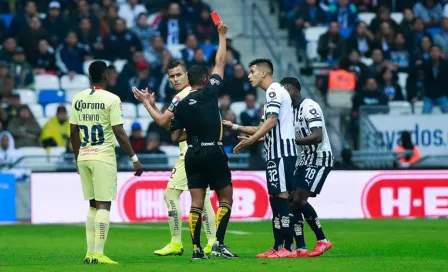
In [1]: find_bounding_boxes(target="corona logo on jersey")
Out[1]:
[361,172,448,218]
[117,172,271,222]
[74,100,105,112]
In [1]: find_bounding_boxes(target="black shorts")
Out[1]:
[266,156,298,194]
[185,146,232,191]
[294,165,332,195]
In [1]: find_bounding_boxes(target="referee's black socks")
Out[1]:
[189,207,203,250]
[216,202,232,245]
[269,198,283,250]
[271,197,293,251]
[301,202,326,241]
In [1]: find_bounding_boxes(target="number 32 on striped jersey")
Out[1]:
[79,125,105,147]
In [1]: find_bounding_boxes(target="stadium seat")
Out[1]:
[17,147,47,157]
[136,118,152,135]
[83,59,111,75]
[426,27,442,37]
[49,146,66,156]
[121,102,137,118]
[327,90,354,109]
[230,101,247,122]
[15,147,48,168]
[35,74,60,92]
[38,89,65,105]
[306,41,319,61]
[60,74,90,92]
[413,101,442,114]
[388,101,412,115]
[391,12,404,24]
[45,103,71,117]
[304,26,327,61]
[66,90,78,102]
[29,104,45,118]
[16,89,37,104]
[360,57,373,66]
[113,59,127,73]
[0,14,13,28]
[123,118,134,135]
[167,44,186,59]
[37,117,49,128]
[358,12,376,25]
[398,72,408,91]
[160,145,181,166]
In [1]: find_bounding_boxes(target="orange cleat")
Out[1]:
[256,248,277,258]
[267,248,294,258]
[309,240,332,257]
[288,249,309,258]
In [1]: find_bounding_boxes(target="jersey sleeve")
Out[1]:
[265,85,282,116]
[69,100,77,125]
[305,103,323,129]
[167,95,181,113]
[110,97,125,126]
[206,74,223,96]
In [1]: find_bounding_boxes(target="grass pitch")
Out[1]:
[0,219,447,272]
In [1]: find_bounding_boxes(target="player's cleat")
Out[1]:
[84,252,95,264]
[267,248,294,258]
[154,242,184,256]
[192,248,210,261]
[309,240,332,257]
[203,244,213,255]
[256,248,277,258]
[288,249,309,258]
[91,253,118,264]
[211,244,239,259]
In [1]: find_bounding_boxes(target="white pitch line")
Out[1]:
[111,224,251,235]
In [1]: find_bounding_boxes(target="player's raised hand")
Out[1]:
[133,160,143,176]
[132,87,155,106]
[217,21,228,35]
[222,120,234,128]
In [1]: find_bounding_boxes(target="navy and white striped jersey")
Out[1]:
[262,82,297,161]
[294,98,334,167]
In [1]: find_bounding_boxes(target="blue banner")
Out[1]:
[0,174,16,222]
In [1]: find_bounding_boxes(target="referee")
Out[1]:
[170,21,238,260]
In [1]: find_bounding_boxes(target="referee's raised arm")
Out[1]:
[211,21,228,79]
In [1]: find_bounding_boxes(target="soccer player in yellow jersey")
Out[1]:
[70,60,143,265]
[132,61,217,256]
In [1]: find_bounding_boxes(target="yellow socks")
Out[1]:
[164,189,183,244]
[86,207,96,253]
[94,209,110,254]
[216,202,232,245]
[203,193,217,244]
[189,207,202,249]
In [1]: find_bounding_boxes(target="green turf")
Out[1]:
[0,219,447,272]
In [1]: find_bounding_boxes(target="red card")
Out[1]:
[210,12,221,26]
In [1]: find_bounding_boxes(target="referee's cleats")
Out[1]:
[309,240,332,257]
[83,252,94,264]
[154,242,184,256]
[192,248,210,261]
[211,244,239,259]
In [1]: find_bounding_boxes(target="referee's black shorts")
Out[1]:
[185,145,232,191]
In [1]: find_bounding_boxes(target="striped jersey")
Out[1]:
[293,98,334,167]
[262,82,297,161]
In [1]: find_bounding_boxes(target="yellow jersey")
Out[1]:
[167,86,191,156]
[69,87,124,166]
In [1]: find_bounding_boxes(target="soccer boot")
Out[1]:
[267,248,294,258]
[256,248,277,258]
[288,249,309,258]
[91,253,118,264]
[211,244,239,259]
[309,240,332,257]
[154,242,184,256]
[83,252,95,264]
[192,248,210,261]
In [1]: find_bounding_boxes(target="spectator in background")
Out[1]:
[0,131,20,166]
[413,0,443,27]
[95,0,116,20]
[119,0,148,29]
[189,47,207,67]
[347,21,375,57]
[7,105,41,148]
[433,18,448,57]
[180,34,198,66]
[373,21,395,54]
[209,34,241,64]
[406,68,426,104]
[0,37,17,62]
[240,93,260,126]
[100,5,119,38]
[352,77,388,119]
[317,21,347,62]
[369,5,399,35]
[56,31,91,76]
[413,34,432,66]
[400,8,416,38]
[69,0,100,33]
[144,35,165,67]
[222,109,238,153]
[137,132,168,165]
[379,67,404,101]
[43,1,67,49]
[158,2,189,46]
[193,6,218,44]
[395,131,421,168]
[103,18,142,61]
[147,111,172,145]
[224,49,238,78]
[219,94,231,117]
[40,105,70,148]
[2,93,21,126]
[389,32,411,72]
[132,13,156,49]
[8,1,38,37]
[77,17,104,59]
[0,17,6,44]
[34,39,57,74]
[183,0,211,25]
[129,121,146,152]
[327,0,359,29]
[408,17,427,52]
[289,0,326,49]
[0,61,13,99]
[10,47,34,89]
[128,61,159,103]
[335,148,359,170]
[342,49,369,90]
[223,64,256,101]
[421,45,448,113]
[17,16,49,65]
[117,50,145,100]
[353,0,377,13]
[106,65,118,95]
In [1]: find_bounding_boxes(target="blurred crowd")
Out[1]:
[0,0,263,169]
